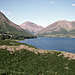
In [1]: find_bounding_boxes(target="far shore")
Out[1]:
[38,34,75,38]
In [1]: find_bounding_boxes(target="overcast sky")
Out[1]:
[0,0,75,27]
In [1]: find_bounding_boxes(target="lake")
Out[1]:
[19,37,75,53]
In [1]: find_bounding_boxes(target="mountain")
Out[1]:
[0,11,35,40]
[37,20,75,37]
[20,21,44,34]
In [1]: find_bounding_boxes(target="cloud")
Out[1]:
[0,10,6,14]
[49,1,55,4]
[7,12,11,15]
[0,10,3,12]
[72,4,75,6]
[0,10,11,15]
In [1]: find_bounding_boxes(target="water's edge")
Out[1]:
[19,37,75,53]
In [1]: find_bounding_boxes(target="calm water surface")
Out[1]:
[19,37,75,53]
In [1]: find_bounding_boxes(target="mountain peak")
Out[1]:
[0,11,3,14]
[37,20,75,36]
[24,21,37,25]
[0,11,27,31]
[0,11,2,14]
[0,11,8,22]
[20,21,44,34]
[50,20,74,31]
[57,20,69,22]
[0,11,34,38]
[26,21,31,22]
[25,21,31,23]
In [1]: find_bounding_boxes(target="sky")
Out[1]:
[0,0,75,27]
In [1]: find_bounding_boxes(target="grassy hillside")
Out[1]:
[69,29,75,35]
[0,40,75,75]
[37,28,75,38]
[0,49,75,75]
[0,21,36,40]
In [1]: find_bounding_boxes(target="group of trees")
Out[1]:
[0,34,37,40]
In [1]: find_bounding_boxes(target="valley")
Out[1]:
[0,11,36,40]
[0,10,75,75]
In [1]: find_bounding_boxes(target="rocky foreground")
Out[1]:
[0,45,75,60]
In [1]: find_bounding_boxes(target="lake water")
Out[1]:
[19,37,75,53]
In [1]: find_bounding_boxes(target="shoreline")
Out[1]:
[38,36,75,39]
[0,44,75,60]
[18,37,75,54]
[0,39,75,75]
[0,39,75,60]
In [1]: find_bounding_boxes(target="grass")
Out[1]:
[0,21,33,37]
[0,49,75,75]
[37,28,75,38]
[0,39,36,48]
[0,39,75,75]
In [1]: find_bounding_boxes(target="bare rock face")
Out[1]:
[20,21,44,34]
[37,20,75,34]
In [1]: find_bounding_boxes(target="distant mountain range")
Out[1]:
[0,11,35,40]
[36,20,75,37]
[1,11,75,38]
[20,21,44,34]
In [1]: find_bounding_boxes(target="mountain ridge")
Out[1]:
[0,11,35,40]
[36,20,75,37]
[0,11,26,31]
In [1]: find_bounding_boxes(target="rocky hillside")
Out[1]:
[37,20,75,37]
[20,21,44,34]
[0,11,35,39]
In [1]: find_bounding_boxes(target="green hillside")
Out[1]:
[0,21,36,40]
[0,48,75,75]
[37,28,75,38]
[36,20,75,38]
[0,40,75,75]
[69,29,75,35]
